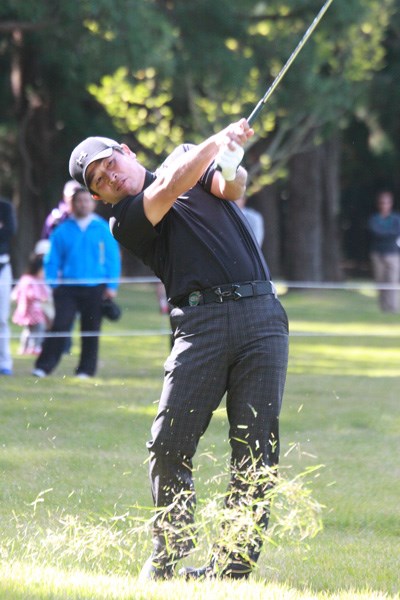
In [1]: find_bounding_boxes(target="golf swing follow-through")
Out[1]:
[214,0,334,173]
[246,0,335,126]
[69,0,333,581]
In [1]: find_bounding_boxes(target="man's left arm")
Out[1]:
[210,165,248,201]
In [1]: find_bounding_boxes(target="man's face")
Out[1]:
[86,145,139,204]
[72,191,95,218]
[377,192,393,216]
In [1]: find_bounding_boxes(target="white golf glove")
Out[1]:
[214,141,244,181]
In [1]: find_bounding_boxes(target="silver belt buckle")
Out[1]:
[214,287,230,302]
[214,285,242,302]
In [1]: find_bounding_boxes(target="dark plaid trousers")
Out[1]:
[35,284,104,376]
[146,294,289,573]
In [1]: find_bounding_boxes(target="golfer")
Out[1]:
[69,118,289,580]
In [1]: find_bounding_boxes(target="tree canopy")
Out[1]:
[0,0,398,276]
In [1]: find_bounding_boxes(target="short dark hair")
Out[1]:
[27,253,44,276]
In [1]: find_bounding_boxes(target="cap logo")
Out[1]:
[76,151,88,168]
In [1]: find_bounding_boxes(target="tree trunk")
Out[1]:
[13,109,52,276]
[284,130,343,282]
[9,28,53,277]
[285,138,323,281]
[320,133,343,281]
[250,182,282,277]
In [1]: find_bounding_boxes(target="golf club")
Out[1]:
[247,0,335,125]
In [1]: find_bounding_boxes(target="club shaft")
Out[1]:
[247,0,334,125]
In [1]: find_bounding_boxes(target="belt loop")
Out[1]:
[251,281,257,296]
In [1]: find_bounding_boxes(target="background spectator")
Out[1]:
[40,180,81,354]
[41,180,81,240]
[32,188,121,378]
[12,253,52,355]
[368,190,400,313]
[235,195,265,247]
[0,196,17,376]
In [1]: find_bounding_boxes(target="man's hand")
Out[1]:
[214,142,244,181]
[214,118,253,180]
[103,288,117,300]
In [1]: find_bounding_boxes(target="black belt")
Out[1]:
[173,280,275,307]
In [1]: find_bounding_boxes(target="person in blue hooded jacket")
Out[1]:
[32,187,121,378]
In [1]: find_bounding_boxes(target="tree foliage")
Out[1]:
[87,0,394,187]
[0,0,398,276]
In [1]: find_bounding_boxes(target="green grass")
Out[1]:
[1,284,399,599]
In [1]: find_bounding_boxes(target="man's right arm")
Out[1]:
[143,119,253,226]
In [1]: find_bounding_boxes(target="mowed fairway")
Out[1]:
[1,284,399,599]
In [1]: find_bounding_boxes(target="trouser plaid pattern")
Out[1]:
[146,294,289,575]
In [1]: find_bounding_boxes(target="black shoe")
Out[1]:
[179,560,251,580]
[178,564,214,580]
[138,554,175,581]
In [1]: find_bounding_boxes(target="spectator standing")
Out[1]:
[0,196,17,376]
[12,253,52,355]
[41,180,81,239]
[32,188,121,378]
[368,190,400,313]
[235,195,265,246]
[41,180,81,354]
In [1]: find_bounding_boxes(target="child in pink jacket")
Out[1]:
[12,253,52,355]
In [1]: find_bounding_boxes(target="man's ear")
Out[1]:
[120,143,135,158]
[91,193,101,201]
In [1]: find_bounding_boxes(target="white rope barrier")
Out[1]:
[2,276,400,290]
[2,277,399,341]
[275,280,400,291]
[4,329,400,340]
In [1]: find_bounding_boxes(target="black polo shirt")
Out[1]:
[110,151,270,304]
